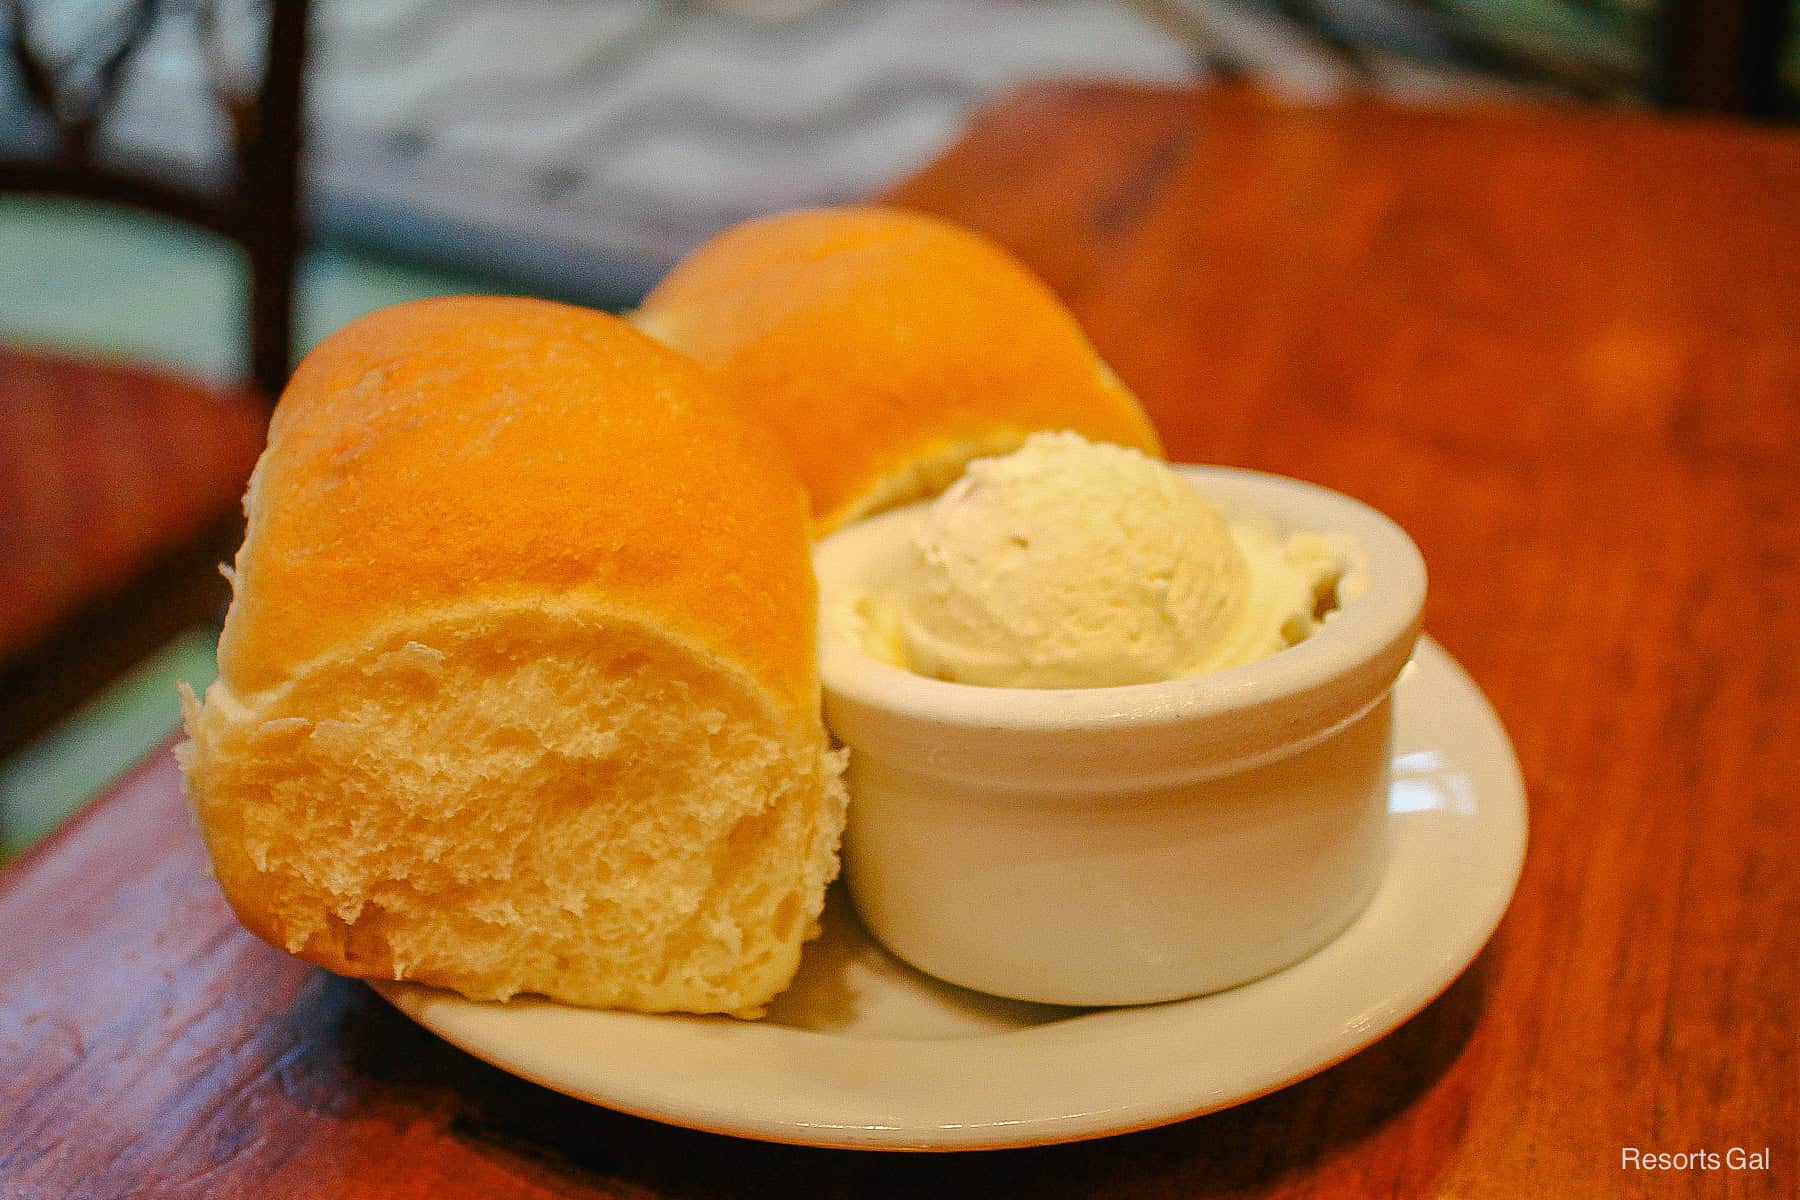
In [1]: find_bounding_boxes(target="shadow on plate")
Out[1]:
[759,880,1082,1036]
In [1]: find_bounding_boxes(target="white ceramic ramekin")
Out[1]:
[813,465,1427,1007]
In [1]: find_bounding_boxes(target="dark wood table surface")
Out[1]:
[4,85,1795,1198]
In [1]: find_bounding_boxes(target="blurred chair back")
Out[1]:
[1,0,308,396]
[0,0,309,764]
[1656,0,1790,117]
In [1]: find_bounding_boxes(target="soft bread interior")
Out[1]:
[181,599,846,1016]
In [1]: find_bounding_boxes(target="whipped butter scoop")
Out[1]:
[869,432,1360,688]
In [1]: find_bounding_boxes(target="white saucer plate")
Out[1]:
[374,635,1527,1151]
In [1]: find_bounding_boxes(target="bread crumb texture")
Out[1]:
[185,605,845,1016]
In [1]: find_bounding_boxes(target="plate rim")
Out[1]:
[373,634,1528,1151]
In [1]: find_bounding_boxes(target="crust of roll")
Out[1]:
[634,206,1163,535]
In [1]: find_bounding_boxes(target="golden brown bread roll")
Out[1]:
[633,205,1163,535]
[179,296,847,1016]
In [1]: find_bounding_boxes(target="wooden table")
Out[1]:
[3,85,1795,1198]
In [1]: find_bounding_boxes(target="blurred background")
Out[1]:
[1,0,1794,858]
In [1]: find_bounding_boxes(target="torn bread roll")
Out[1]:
[179,296,847,1016]
[634,205,1163,536]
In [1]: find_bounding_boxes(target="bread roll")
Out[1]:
[633,206,1163,535]
[178,296,847,1016]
